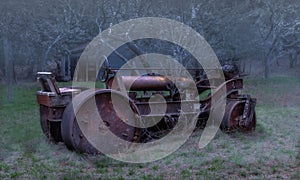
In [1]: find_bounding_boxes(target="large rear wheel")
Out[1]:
[61,89,140,154]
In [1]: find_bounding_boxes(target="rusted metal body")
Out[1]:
[36,66,256,154]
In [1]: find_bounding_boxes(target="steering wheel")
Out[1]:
[98,57,110,82]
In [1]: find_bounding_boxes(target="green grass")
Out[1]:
[0,77,299,179]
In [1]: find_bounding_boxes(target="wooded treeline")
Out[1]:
[0,0,300,84]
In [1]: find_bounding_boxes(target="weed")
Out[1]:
[181,169,191,179]
[141,174,150,180]
[239,171,247,177]
[229,154,244,167]
[10,172,23,179]
[141,174,163,180]
[195,169,209,178]
[128,168,135,176]
[0,163,10,172]
[97,167,108,174]
[152,165,159,171]
[165,159,172,165]
[205,143,214,152]
[209,157,225,172]
[271,166,277,174]
[117,176,125,180]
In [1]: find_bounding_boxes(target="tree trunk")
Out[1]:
[264,57,270,78]
[3,34,14,102]
[289,53,296,69]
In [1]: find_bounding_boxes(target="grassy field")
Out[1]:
[0,77,299,179]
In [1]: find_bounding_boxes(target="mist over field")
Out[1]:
[0,0,299,83]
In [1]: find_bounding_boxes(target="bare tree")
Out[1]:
[280,19,300,68]
[237,0,300,77]
[1,0,300,81]
[0,1,30,100]
[29,0,93,72]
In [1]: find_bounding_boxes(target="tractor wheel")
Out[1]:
[61,89,140,154]
[221,99,256,132]
[39,105,62,142]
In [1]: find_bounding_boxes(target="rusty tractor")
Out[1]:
[36,65,256,154]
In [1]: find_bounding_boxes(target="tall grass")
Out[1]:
[0,77,299,179]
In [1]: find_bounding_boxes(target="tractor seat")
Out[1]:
[37,72,81,96]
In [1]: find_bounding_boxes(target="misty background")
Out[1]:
[0,0,299,84]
